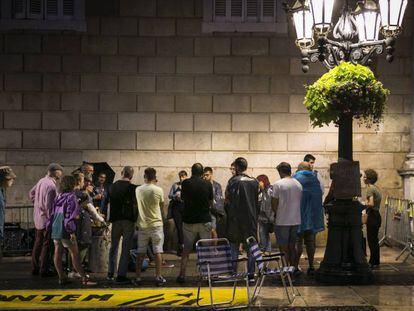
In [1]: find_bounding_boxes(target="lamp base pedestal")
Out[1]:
[315,200,374,285]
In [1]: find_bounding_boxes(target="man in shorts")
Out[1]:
[272,162,302,272]
[176,163,213,284]
[134,168,166,286]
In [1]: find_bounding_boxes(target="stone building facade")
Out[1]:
[0,0,412,243]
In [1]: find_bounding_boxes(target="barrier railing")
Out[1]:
[379,197,414,261]
[3,205,34,256]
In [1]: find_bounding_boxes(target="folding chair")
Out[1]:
[195,238,251,309]
[246,236,297,304]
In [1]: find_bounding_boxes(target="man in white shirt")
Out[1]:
[271,162,303,270]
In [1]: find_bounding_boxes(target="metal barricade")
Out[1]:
[379,197,414,261]
[3,205,34,256]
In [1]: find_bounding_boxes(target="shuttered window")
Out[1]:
[1,0,85,31]
[12,0,75,19]
[27,0,43,19]
[13,0,26,19]
[45,0,74,20]
[203,0,287,33]
[211,0,277,22]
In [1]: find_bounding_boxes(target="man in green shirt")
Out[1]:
[134,167,166,286]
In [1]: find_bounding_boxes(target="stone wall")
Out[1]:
[0,0,412,243]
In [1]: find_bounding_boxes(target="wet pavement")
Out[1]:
[0,246,413,310]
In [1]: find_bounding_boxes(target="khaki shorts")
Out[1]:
[137,226,164,254]
[183,222,212,251]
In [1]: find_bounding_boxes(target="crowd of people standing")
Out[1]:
[0,153,383,286]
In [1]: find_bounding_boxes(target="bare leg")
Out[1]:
[296,235,303,265]
[211,229,218,239]
[53,242,64,281]
[68,243,86,278]
[179,250,190,277]
[155,253,162,278]
[135,254,144,279]
[279,245,291,265]
[304,232,316,268]
[288,243,299,269]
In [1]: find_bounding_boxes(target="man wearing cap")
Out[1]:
[29,163,63,277]
[0,166,16,261]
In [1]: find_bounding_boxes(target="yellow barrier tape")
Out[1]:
[0,287,248,309]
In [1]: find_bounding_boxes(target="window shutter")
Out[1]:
[246,0,258,21]
[262,0,275,21]
[46,0,58,17]
[214,0,226,21]
[231,0,242,17]
[13,0,26,19]
[63,0,74,17]
[28,0,43,19]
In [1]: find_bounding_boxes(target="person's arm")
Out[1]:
[209,183,214,210]
[29,184,36,203]
[168,184,175,200]
[181,182,187,202]
[365,187,375,208]
[86,202,105,223]
[66,195,81,236]
[271,197,279,214]
[159,188,165,213]
[316,172,325,194]
[271,183,279,214]
[45,186,57,224]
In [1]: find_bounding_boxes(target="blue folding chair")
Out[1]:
[196,238,251,309]
[246,236,297,304]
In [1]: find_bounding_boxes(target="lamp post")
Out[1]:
[284,0,407,284]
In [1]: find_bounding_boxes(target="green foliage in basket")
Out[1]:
[304,62,389,128]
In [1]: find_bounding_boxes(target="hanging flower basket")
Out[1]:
[304,62,389,128]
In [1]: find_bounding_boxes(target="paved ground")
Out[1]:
[0,246,413,310]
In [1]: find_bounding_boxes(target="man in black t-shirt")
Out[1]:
[176,163,213,284]
[107,166,137,284]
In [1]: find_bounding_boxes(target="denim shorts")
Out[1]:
[275,225,299,246]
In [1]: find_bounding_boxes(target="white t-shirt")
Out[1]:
[272,177,303,226]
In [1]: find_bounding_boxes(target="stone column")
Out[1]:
[399,16,414,200]
[399,115,414,200]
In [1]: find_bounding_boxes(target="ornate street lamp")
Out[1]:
[285,0,407,73]
[284,0,407,285]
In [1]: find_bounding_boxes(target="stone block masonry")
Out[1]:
[0,0,411,246]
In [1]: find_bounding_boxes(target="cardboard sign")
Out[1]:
[330,161,361,199]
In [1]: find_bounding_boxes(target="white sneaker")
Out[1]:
[68,271,81,279]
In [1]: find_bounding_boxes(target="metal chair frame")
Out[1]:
[246,236,297,304]
[195,238,251,310]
